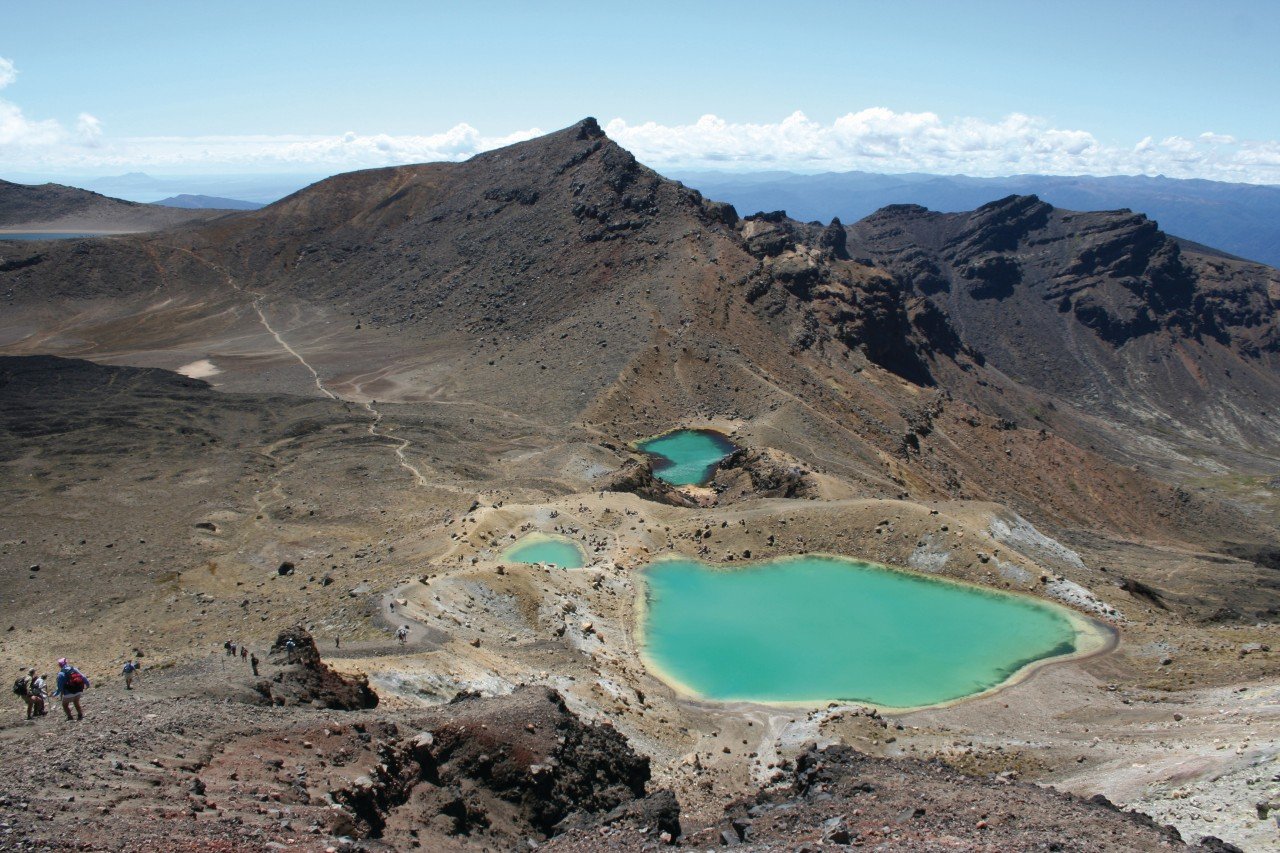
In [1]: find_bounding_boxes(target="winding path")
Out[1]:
[171,246,430,489]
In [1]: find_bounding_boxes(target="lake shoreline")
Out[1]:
[633,551,1117,713]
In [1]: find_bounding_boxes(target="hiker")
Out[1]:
[250,653,259,676]
[30,673,47,717]
[55,658,89,721]
[240,646,248,661]
[334,635,340,649]
[121,660,139,690]
[14,667,36,719]
[396,625,409,645]
[223,640,233,656]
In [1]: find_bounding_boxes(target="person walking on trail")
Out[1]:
[14,667,37,719]
[250,653,260,676]
[240,646,248,661]
[121,660,140,690]
[396,625,409,645]
[30,673,48,717]
[55,658,89,721]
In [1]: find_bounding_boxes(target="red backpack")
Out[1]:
[64,670,86,693]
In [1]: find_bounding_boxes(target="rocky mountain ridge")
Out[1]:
[0,178,236,233]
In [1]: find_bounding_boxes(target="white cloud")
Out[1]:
[0,56,65,148]
[0,52,1278,184]
[76,113,103,147]
[605,112,1280,184]
[0,97,63,147]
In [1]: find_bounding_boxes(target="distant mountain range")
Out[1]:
[0,179,236,234]
[1,171,327,206]
[12,168,1277,267]
[155,193,263,210]
[674,170,1280,268]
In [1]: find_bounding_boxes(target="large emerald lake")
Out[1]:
[637,429,737,486]
[640,555,1092,708]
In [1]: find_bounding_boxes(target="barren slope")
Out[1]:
[0,178,236,234]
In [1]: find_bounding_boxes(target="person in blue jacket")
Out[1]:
[55,658,89,721]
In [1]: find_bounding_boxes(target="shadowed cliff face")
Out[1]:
[837,194,1280,453]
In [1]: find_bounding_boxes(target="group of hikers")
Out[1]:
[223,640,260,675]
[13,657,133,722]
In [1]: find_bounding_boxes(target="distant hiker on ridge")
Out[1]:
[250,653,260,676]
[55,658,89,721]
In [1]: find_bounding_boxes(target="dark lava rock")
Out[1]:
[600,458,699,507]
[710,447,817,501]
[328,687,664,848]
[255,625,377,710]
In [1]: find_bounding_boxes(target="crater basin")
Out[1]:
[637,429,737,486]
[503,534,586,568]
[639,555,1106,709]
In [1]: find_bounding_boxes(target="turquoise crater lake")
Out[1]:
[637,429,737,486]
[504,534,586,568]
[640,555,1100,708]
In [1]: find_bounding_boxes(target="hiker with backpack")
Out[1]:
[14,667,37,719]
[55,658,89,721]
[30,673,47,717]
[121,660,139,690]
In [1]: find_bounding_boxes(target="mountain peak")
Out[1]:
[575,116,605,140]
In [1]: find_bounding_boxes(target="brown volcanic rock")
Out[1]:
[547,743,1203,851]
[601,457,701,507]
[842,194,1280,451]
[693,743,1193,852]
[709,445,817,501]
[326,687,664,848]
[255,626,378,709]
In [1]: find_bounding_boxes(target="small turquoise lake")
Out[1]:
[640,555,1098,708]
[637,429,737,486]
[504,535,586,568]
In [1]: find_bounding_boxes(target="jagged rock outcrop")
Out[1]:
[255,626,378,709]
[328,687,670,847]
[600,458,700,507]
[709,446,817,501]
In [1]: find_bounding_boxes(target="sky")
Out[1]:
[3,0,1280,184]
